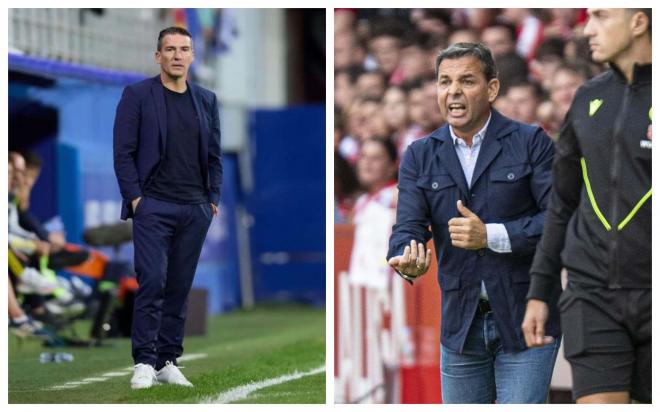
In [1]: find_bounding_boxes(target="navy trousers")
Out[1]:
[131,195,212,368]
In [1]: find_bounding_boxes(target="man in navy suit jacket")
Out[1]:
[387,43,560,403]
[113,26,222,389]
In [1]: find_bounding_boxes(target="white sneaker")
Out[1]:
[16,267,58,295]
[131,363,159,389]
[156,361,193,387]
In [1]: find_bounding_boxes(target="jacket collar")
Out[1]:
[610,62,652,85]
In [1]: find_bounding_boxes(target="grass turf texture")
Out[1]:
[8,303,325,404]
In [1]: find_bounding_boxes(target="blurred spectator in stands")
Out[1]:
[423,77,445,129]
[335,31,366,71]
[530,37,566,91]
[405,83,436,151]
[501,8,545,60]
[369,19,405,83]
[464,9,501,31]
[448,28,479,46]
[410,9,452,44]
[400,33,434,83]
[352,137,399,221]
[546,62,589,132]
[544,8,584,40]
[494,51,529,96]
[382,87,411,141]
[356,70,387,100]
[481,22,517,57]
[335,69,357,110]
[505,80,543,125]
[335,152,361,224]
[335,8,358,34]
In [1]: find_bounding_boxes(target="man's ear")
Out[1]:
[487,78,500,103]
[631,10,650,38]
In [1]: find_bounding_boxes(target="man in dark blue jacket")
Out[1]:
[113,26,222,389]
[387,43,559,403]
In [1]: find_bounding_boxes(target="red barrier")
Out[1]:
[335,224,442,403]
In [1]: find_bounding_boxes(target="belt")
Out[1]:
[477,298,492,315]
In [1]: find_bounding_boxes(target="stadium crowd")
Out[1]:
[334,8,605,223]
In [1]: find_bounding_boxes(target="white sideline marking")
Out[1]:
[48,352,207,391]
[102,371,131,377]
[83,377,108,382]
[202,365,325,404]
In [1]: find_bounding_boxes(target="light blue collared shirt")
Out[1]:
[449,113,511,300]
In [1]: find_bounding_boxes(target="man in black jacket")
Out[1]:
[522,9,651,403]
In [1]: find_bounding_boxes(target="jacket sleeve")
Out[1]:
[501,127,555,256]
[113,86,142,204]
[207,93,223,205]
[387,145,432,260]
[527,113,583,302]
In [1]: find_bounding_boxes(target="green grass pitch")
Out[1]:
[9,303,325,404]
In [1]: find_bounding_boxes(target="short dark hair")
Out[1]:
[483,22,517,43]
[21,150,42,170]
[507,79,544,100]
[157,26,193,51]
[435,42,497,81]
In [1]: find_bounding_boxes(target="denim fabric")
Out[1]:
[441,311,560,403]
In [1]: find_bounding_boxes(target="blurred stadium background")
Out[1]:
[8,8,325,403]
[334,8,606,404]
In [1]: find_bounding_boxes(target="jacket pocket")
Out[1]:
[488,163,534,218]
[416,174,459,222]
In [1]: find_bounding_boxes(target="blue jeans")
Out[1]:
[441,310,560,403]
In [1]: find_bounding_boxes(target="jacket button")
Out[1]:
[507,173,515,180]
[432,182,439,190]
[478,250,485,257]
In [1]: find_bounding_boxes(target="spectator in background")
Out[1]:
[335,8,358,34]
[335,152,360,224]
[352,137,398,222]
[481,22,517,57]
[399,33,434,83]
[505,80,543,125]
[464,9,501,32]
[539,62,589,136]
[335,31,366,71]
[501,8,545,60]
[530,37,566,91]
[447,28,479,46]
[411,9,452,41]
[494,51,529,96]
[382,87,411,141]
[335,69,357,110]
[355,70,387,100]
[403,83,436,154]
[369,19,405,83]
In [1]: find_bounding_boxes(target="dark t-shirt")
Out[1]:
[145,86,207,204]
